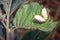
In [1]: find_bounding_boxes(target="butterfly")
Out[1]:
[34,8,49,23]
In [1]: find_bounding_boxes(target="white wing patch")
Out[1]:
[34,15,45,22]
[41,8,48,20]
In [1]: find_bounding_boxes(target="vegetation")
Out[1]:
[0,0,58,40]
[13,3,57,40]
[13,2,57,31]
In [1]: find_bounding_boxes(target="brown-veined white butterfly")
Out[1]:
[34,8,49,23]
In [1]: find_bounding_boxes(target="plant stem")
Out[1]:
[6,0,12,40]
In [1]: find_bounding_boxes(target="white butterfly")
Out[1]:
[34,8,49,22]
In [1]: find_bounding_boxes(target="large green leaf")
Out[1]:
[13,3,57,31]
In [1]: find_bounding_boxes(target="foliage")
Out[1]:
[0,0,58,40]
[13,2,57,31]
[22,29,49,40]
[0,0,27,40]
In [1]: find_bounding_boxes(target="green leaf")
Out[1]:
[13,3,57,31]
